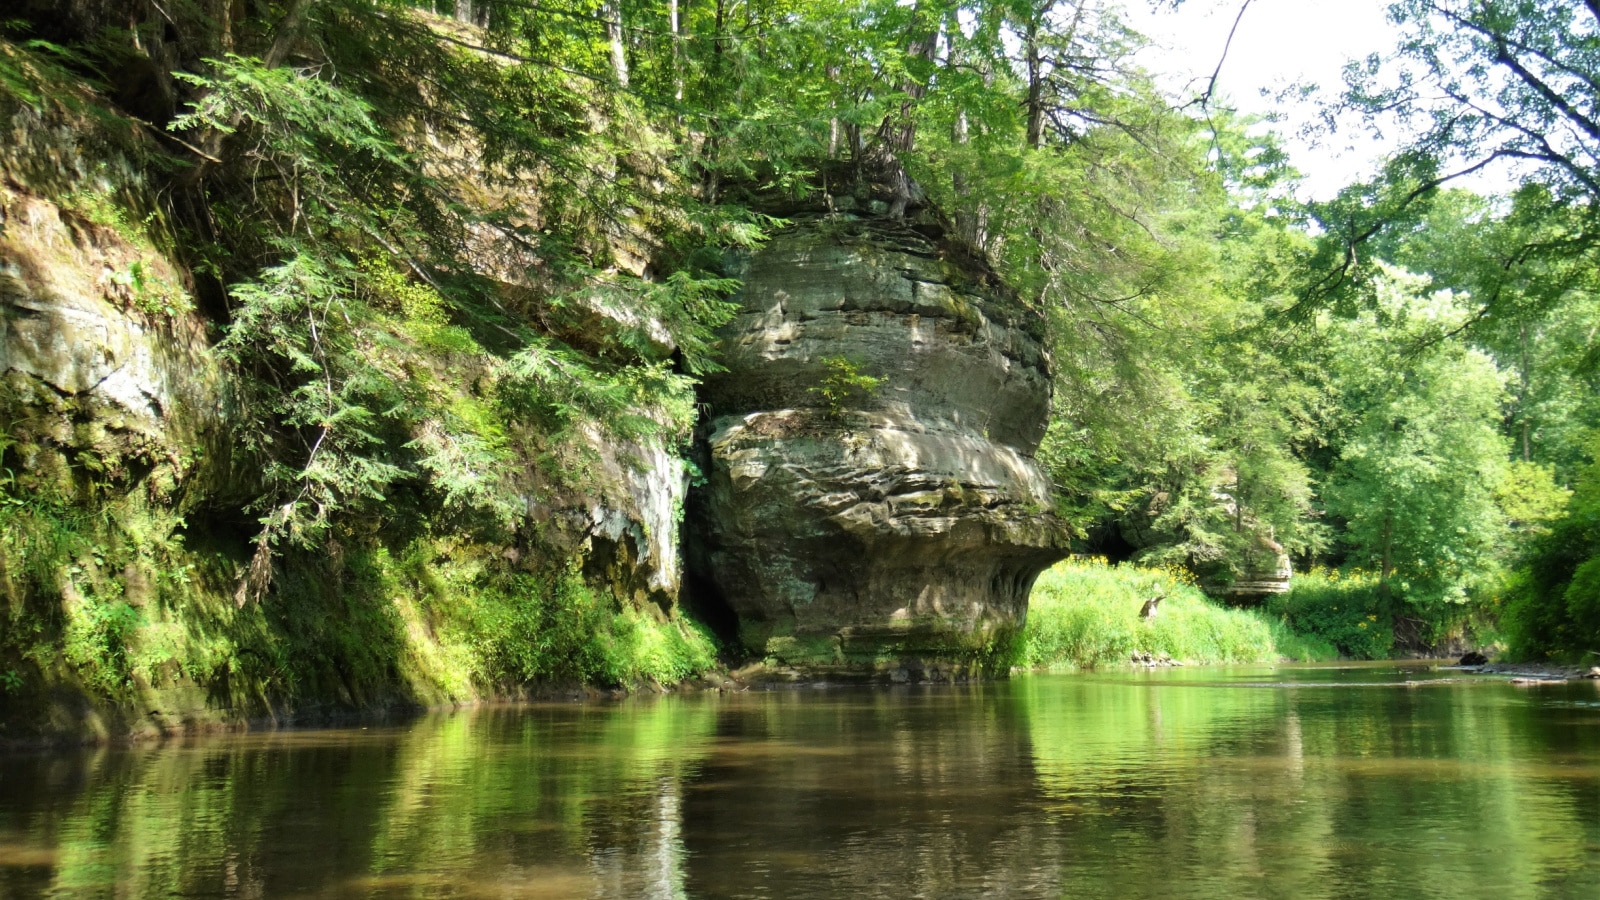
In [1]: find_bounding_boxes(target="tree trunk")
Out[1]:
[871,1,939,216]
[1235,472,1245,534]
[1379,512,1394,600]
[1024,15,1044,149]
[606,0,629,88]
[180,0,316,185]
[1519,323,1533,462]
[828,65,842,157]
[670,0,683,101]
[702,0,727,198]
[952,108,976,240]
[948,17,986,247]
[453,0,488,28]
[1024,1,1086,150]
[265,0,317,69]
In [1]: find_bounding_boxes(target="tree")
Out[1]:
[1322,269,1510,632]
[1352,0,1600,204]
[1503,442,1600,660]
[1376,189,1600,478]
[1302,1,1600,316]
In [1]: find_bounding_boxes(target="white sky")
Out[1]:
[1117,0,1404,199]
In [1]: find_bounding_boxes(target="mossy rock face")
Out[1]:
[0,44,232,509]
[0,42,709,741]
[689,209,1070,679]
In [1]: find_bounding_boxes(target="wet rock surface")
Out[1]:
[688,205,1071,677]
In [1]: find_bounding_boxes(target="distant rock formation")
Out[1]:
[1203,537,1293,605]
[687,190,1071,679]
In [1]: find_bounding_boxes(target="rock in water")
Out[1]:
[688,204,1071,678]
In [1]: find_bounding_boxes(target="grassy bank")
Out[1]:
[1016,559,1337,669]
[1264,568,1496,659]
[0,496,719,742]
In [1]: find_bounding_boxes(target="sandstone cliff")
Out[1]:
[2,19,1072,739]
[689,190,1072,679]
[0,44,704,741]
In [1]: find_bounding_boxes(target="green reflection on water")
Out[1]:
[1022,666,1600,898]
[2,667,1599,899]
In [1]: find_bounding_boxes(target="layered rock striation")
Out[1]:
[689,195,1072,678]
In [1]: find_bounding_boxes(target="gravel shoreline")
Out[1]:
[1453,663,1600,682]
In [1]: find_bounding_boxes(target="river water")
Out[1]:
[2,664,1599,898]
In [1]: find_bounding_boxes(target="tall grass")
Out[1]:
[0,497,721,720]
[1017,559,1337,670]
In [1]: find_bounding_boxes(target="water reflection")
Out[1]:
[1,666,1598,898]
[1024,668,1600,900]
[680,686,1061,898]
[0,700,716,898]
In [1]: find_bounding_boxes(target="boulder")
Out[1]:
[688,206,1071,678]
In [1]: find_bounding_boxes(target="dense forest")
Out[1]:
[3,0,1600,726]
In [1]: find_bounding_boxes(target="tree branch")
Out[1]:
[1490,37,1600,145]
[264,0,317,70]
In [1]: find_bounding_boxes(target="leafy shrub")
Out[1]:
[1264,616,1341,664]
[1265,568,1394,659]
[810,356,884,419]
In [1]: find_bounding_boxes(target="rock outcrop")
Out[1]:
[0,46,699,740]
[1204,545,1292,604]
[688,193,1071,678]
[0,59,228,508]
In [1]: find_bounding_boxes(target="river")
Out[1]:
[2,663,1598,898]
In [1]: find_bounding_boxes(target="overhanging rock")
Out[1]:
[688,199,1071,679]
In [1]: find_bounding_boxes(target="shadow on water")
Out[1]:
[2,666,1600,898]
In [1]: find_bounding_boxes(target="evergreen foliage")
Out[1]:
[810,356,884,420]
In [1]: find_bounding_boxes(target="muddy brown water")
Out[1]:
[3,663,1600,898]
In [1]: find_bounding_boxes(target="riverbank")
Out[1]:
[1469,663,1600,681]
[0,538,726,748]
[1014,559,1338,669]
[0,668,757,750]
[0,558,1345,747]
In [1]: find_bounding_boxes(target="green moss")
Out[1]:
[765,634,842,666]
[0,490,720,738]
